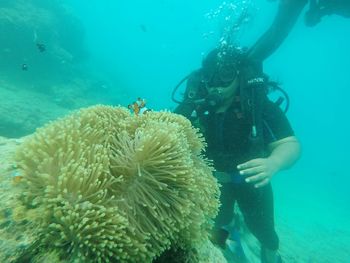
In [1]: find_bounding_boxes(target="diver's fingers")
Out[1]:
[245,172,266,183]
[237,158,264,170]
[254,178,270,188]
[239,166,264,176]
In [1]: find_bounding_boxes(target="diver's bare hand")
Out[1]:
[237,158,279,188]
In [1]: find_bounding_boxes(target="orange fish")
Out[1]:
[128,98,150,116]
[12,175,23,183]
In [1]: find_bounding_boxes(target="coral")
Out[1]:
[14,105,220,262]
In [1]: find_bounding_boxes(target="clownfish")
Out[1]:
[128,98,151,116]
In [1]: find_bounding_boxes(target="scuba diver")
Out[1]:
[248,0,350,61]
[171,0,349,260]
[173,47,301,263]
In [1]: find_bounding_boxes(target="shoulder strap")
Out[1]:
[239,60,267,158]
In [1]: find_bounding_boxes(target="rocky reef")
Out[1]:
[0,0,86,87]
[0,0,126,138]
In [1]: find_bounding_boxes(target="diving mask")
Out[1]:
[201,47,242,88]
[202,62,239,88]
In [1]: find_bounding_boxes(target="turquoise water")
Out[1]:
[1,0,350,262]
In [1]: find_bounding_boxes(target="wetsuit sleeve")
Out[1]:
[262,100,295,144]
[248,0,308,62]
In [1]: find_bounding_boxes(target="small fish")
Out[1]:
[11,170,23,184]
[140,24,147,32]
[21,64,28,71]
[13,175,23,184]
[128,98,151,116]
[36,43,46,52]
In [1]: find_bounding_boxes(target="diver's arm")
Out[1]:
[267,136,301,171]
[237,136,301,188]
[248,0,308,62]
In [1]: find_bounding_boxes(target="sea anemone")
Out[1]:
[14,105,220,262]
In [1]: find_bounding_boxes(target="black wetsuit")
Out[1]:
[175,83,294,250]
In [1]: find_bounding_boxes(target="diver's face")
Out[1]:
[206,76,239,103]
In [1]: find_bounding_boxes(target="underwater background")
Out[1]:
[1,0,349,262]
